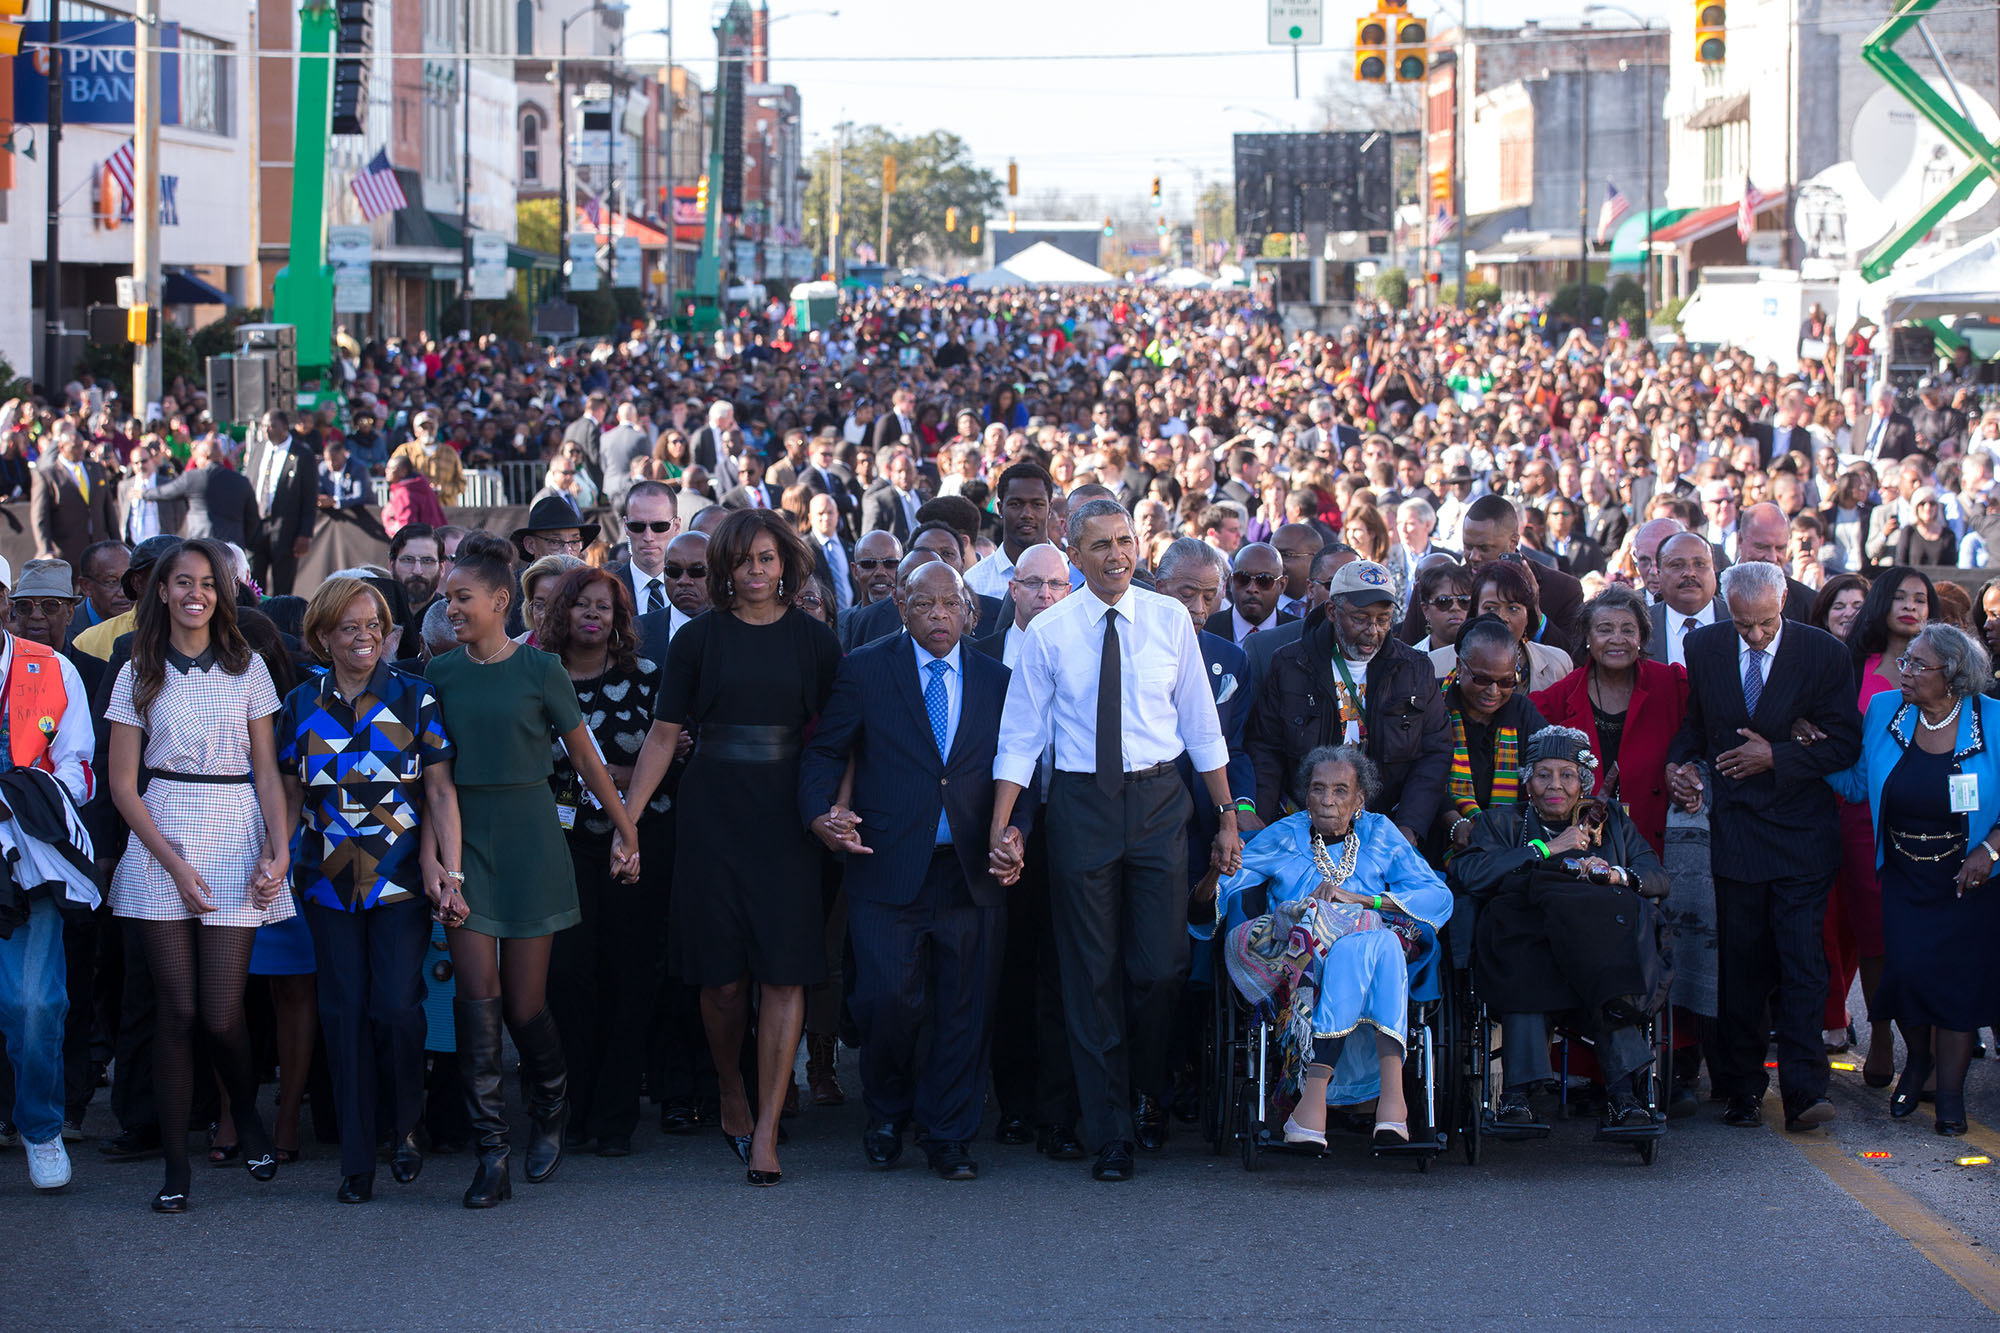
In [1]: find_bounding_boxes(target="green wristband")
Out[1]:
[1529,839,1550,858]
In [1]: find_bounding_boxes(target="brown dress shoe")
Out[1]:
[807,1033,846,1107]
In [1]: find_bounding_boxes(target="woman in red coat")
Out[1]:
[1530,584,1688,857]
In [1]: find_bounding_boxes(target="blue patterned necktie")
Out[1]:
[924,658,950,758]
[1742,647,1764,716]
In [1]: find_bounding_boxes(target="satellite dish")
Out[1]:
[1849,80,2000,223]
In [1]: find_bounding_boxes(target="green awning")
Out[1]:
[1609,207,1694,266]
[424,212,558,271]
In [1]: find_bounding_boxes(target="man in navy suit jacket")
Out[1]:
[798,563,1030,1181]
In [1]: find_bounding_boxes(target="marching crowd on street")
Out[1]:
[0,284,1997,1209]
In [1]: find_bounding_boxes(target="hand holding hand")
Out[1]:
[610,829,641,883]
[811,804,871,856]
[1667,762,1704,813]
[250,849,288,909]
[1212,825,1243,878]
[1790,719,1828,746]
[988,826,1025,886]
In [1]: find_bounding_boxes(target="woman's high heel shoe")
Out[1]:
[721,1128,753,1165]
[746,1168,783,1186]
[1890,1060,1932,1119]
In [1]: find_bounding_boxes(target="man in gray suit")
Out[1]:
[1648,531,1728,668]
[598,402,653,508]
[117,437,186,543]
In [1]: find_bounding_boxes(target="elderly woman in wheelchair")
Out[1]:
[1449,726,1673,1138]
[1197,745,1451,1150]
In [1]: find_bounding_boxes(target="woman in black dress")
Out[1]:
[625,509,841,1185]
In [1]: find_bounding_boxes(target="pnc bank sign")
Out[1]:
[12,22,182,127]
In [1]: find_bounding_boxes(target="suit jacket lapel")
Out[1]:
[889,635,940,767]
[943,654,989,768]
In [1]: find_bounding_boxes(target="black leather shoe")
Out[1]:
[245,1151,278,1183]
[862,1119,904,1167]
[721,1128,753,1165]
[1134,1093,1167,1153]
[1037,1123,1086,1160]
[1091,1140,1135,1182]
[390,1133,423,1184]
[659,1098,700,1135]
[597,1136,632,1158]
[336,1172,375,1204]
[994,1115,1034,1146]
[1785,1098,1835,1133]
[1937,1116,1969,1136]
[100,1127,162,1162]
[151,1188,188,1214]
[1599,1089,1649,1133]
[1891,1060,1933,1119]
[928,1140,978,1181]
[1722,1095,1763,1128]
[1493,1089,1535,1126]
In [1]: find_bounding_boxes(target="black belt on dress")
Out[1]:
[149,769,253,785]
[1055,760,1177,784]
[695,724,803,764]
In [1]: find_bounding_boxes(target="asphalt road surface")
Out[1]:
[6,1024,2000,1328]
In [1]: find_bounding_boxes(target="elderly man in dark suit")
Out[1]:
[30,422,118,565]
[1668,561,1860,1133]
[843,526,1005,648]
[798,562,1027,1181]
[242,409,320,595]
[861,449,924,541]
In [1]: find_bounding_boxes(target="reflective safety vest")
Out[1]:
[2,637,68,774]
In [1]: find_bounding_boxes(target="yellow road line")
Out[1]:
[1765,1093,2000,1315]
[1831,1066,2000,1161]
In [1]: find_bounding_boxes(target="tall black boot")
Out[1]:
[455,998,510,1209]
[509,1006,569,1184]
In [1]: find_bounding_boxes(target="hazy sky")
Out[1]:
[623,0,1671,216]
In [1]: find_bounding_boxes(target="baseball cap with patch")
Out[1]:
[1326,560,1396,605]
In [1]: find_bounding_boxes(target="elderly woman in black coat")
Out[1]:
[1448,725,1671,1138]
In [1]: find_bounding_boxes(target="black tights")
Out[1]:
[446,929,553,1028]
[138,920,265,1195]
[1899,1022,1976,1121]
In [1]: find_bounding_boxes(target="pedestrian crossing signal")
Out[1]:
[1355,18,1387,82]
[1695,0,1726,62]
[0,0,23,57]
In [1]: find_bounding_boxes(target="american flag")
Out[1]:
[580,191,604,229]
[349,148,407,220]
[105,137,136,211]
[1737,176,1773,243]
[1596,181,1632,244]
[1432,203,1456,240]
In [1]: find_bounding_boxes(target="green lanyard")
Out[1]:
[1330,654,1368,743]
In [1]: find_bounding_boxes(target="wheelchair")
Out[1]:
[1198,882,1456,1173]
[1450,926,1670,1168]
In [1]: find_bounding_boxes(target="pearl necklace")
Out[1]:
[466,639,511,665]
[1918,699,1962,733]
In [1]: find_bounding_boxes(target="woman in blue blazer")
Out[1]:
[1826,624,2000,1137]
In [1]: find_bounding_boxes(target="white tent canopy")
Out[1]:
[1857,226,2000,326]
[964,241,1117,289]
[1153,266,1213,289]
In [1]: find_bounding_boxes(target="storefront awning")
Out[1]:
[423,213,559,270]
[571,207,671,249]
[162,268,231,305]
[1685,91,1750,130]
[1608,207,1694,265]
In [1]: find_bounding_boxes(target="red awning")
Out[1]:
[571,208,672,249]
[1649,194,1787,247]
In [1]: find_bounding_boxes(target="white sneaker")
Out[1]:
[26,1137,71,1190]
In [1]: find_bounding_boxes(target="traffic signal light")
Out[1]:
[882,155,898,194]
[1695,0,1726,63]
[969,223,980,245]
[1355,17,1387,82]
[0,0,25,56]
[1150,176,1161,209]
[1102,216,1114,237]
[1007,159,1018,196]
[126,305,158,345]
[945,206,957,232]
[695,174,709,212]
[1007,211,1017,233]
[1393,16,1427,81]
[1156,216,1167,237]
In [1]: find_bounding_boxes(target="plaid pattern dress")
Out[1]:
[106,651,290,928]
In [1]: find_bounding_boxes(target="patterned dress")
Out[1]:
[106,649,288,929]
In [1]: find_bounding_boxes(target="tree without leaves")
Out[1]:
[802,125,1003,269]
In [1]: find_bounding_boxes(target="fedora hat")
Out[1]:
[510,495,599,556]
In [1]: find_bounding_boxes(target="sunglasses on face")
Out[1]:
[1231,571,1280,590]
[1427,594,1472,611]
[626,521,674,534]
[663,563,707,580]
[854,558,896,572]
[1464,671,1520,690]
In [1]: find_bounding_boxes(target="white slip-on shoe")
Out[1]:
[27,1137,71,1190]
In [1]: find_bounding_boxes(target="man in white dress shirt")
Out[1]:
[613,481,679,619]
[964,462,1081,600]
[1648,531,1724,668]
[990,499,1240,1182]
[981,543,1071,668]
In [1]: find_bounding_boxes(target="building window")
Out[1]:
[178,31,229,135]
[521,109,541,183]
[518,0,534,55]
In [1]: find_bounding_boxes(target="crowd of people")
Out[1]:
[0,283,1997,1209]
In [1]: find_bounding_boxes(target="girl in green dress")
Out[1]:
[425,531,641,1209]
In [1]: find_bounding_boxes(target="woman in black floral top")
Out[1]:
[539,566,674,1155]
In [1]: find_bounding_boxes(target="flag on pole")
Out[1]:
[1596,181,1632,244]
[1432,203,1456,240]
[349,148,408,221]
[580,191,604,229]
[159,175,179,226]
[1737,176,1773,243]
[105,137,136,210]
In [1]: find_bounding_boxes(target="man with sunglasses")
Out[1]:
[609,480,680,645]
[1219,543,1296,647]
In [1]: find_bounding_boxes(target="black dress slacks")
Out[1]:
[550,835,667,1145]
[1045,768,1192,1152]
[1713,871,1833,1114]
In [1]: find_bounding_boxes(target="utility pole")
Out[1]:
[557,37,569,296]
[133,0,162,412]
[828,122,843,281]
[1643,57,1655,313]
[41,1,61,393]
[878,161,891,269]
[1450,0,1466,308]
[459,0,472,337]
[1577,48,1591,326]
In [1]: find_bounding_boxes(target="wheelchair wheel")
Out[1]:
[1201,979,1229,1154]
[1460,992,1486,1167]
[1636,1135,1660,1167]
[1237,1087,1262,1173]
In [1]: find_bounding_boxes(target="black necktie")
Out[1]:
[1096,608,1122,798]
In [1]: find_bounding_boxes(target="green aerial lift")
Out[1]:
[270,1,339,381]
[670,0,744,335]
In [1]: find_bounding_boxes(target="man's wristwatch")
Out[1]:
[1982,836,2000,862]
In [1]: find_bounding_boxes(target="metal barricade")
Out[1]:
[461,469,505,508]
[498,460,544,505]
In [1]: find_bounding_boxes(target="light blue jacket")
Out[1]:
[1826,691,2000,869]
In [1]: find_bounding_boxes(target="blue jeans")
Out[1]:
[0,896,68,1143]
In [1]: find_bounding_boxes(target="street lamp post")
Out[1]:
[557,1,629,297]
[1587,4,1659,315]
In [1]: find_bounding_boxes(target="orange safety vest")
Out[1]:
[4,637,67,773]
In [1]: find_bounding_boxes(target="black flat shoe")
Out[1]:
[746,1168,782,1186]
[1721,1095,1763,1128]
[862,1120,904,1168]
[994,1115,1034,1146]
[928,1141,978,1181]
[1890,1061,1932,1119]
[720,1128,753,1165]
[1936,1117,1969,1136]
[336,1172,374,1204]
[151,1189,188,1214]
[390,1133,423,1184]
[1037,1123,1086,1161]
[1091,1140,1135,1182]
[245,1152,278,1183]
[100,1127,162,1162]
[659,1099,699,1135]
